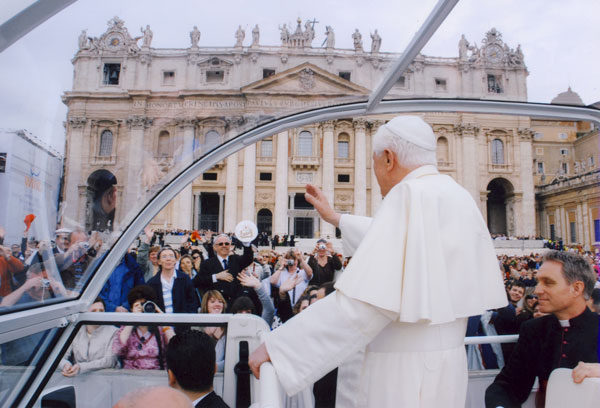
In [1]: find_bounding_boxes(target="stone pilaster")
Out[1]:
[321,121,335,238]
[223,152,238,232]
[174,118,196,230]
[288,192,296,235]
[370,121,383,215]
[518,128,536,236]
[125,115,153,221]
[242,144,256,221]
[455,123,480,202]
[218,192,225,233]
[64,117,87,227]
[274,131,289,235]
[353,119,367,216]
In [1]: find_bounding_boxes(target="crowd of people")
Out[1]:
[1,221,600,406]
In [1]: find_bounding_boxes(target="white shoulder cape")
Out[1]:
[335,165,507,324]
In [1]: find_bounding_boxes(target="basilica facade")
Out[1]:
[61,17,598,250]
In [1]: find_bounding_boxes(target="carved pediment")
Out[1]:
[242,63,370,96]
[196,57,234,68]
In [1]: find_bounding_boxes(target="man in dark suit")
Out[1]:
[193,234,253,308]
[485,251,599,408]
[167,330,229,408]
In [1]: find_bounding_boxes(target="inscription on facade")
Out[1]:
[133,99,337,110]
[296,172,314,183]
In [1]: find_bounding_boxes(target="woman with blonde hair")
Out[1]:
[200,290,227,371]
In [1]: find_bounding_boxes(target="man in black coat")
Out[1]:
[193,234,253,309]
[167,330,229,407]
[485,251,599,408]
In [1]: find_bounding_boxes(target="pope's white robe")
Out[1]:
[264,165,507,407]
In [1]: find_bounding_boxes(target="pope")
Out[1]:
[249,115,508,407]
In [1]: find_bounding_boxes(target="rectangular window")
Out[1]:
[259,172,272,181]
[0,152,6,173]
[435,78,447,91]
[560,148,569,155]
[589,156,595,168]
[103,63,121,85]
[537,162,544,174]
[202,173,217,181]
[594,219,600,242]
[550,224,555,241]
[397,75,406,87]
[337,174,350,183]
[487,74,503,93]
[206,70,224,83]
[339,71,351,81]
[263,69,275,78]
[337,141,349,159]
[534,132,543,140]
[569,221,577,243]
[559,133,568,140]
[163,71,175,85]
[260,140,273,157]
[562,163,568,174]
[536,147,544,155]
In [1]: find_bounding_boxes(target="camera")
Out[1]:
[41,279,50,288]
[286,259,295,266]
[318,244,327,250]
[79,242,90,250]
[142,301,157,313]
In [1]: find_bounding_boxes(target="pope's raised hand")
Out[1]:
[305,184,341,227]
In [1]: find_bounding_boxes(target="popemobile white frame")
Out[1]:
[1,0,599,406]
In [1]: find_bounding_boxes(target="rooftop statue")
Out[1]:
[252,24,260,46]
[370,29,381,53]
[352,29,363,52]
[190,26,200,48]
[140,25,153,48]
[235,25,245,47]
[324,25,335,48]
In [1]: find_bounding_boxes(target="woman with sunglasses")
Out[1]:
[112,285,174,370]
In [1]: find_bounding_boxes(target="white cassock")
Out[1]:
[264,165,508,407]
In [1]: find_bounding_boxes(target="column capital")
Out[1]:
[454,123,479,137]
[175,117,198,129]
[368,120,385,132]
[353,118,367,131]
[321,120,335,132]
[68,117,87,129]
[518,127,535,141]
[127,115,154,129]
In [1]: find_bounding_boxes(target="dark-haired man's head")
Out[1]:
[317,281,335,300]
[507,281,525,305]
[231,296,255,315]
[167,330,216,399]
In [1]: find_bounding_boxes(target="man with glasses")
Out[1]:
[193,234,253,310]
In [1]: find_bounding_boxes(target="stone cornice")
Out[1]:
[126,115,153,129]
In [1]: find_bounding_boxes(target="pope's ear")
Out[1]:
[167,369,178,387]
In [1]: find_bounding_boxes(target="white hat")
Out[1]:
[55,228,72,235]
[379,116,436,151]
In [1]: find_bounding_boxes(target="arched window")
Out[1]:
[337,133,350,159]
[158,131,170,157]
[298,131,313,157]
[491,138,505,164]
[98,130,113,157]
[205,130,221,150]
[436,136,449,163]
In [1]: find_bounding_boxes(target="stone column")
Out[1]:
[321,121,335,238]
[554,208,561,240]
[125,116,153,221]
[223,152,239,232]
[274,131,289,235]
[218,192,225,232]
[353,119,367,216]
[581,201,590,250]
[288,193,295,235]
[174,118,196,230]
[193,193,200,229]
[242,144,256,221]
[576,203,584,244]
[64,117,87,227]
[518,129,536,236]
[370,121,383,216]
[456,123,479,202]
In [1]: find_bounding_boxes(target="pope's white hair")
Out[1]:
[372,123,437,168]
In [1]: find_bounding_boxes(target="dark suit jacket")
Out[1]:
[195,391,229,408]
[485,308,599,408]
[147,270,200,313]
[193,245,253,306]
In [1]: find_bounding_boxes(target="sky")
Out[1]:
[0,0,598,154]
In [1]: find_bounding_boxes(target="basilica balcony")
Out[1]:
[488,163,513,173]
[291,155,321,170]
[256,156,276,165]
[334,158,354,167]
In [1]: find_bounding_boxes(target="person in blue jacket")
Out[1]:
[100,253,145,312]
